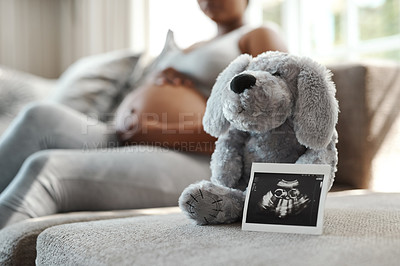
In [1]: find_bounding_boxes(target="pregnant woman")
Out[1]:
[0,0,287,228]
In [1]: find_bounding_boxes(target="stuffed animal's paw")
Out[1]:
[179,180,245,225]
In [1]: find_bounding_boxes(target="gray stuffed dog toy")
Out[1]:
[179,51,338,225]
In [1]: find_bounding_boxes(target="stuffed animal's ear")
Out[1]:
[293,57,338,149]
[203,54,252,137]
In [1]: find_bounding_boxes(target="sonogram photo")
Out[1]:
[245,172,324,227]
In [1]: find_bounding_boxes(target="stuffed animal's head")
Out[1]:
[203,51,338,150]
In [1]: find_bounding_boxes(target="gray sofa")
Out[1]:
[0,52,400,265]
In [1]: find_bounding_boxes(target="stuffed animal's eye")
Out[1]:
[271,71,281,77]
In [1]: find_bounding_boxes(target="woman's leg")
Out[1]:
[0,102,115,192]
[0,147,210,228]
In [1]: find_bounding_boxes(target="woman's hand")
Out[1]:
[154,67,195,88]
[114,90,142,142]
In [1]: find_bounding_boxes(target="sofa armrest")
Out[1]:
[331,62,400,188]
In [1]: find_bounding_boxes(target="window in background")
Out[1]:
[357,0,400,61]
[259,0,400,63]
[262,0,282,25]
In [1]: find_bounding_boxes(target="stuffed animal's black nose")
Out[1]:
[230,74,256,94]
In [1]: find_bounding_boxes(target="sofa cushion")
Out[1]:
[0,65,54,135]
[51,50,141,122]
[35,192,400,266]
[0,207,179,266]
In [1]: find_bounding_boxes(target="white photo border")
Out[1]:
[242,163,331,235]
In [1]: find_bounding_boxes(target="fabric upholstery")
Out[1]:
[35,192,400,266]
[0,208,180,266]
[330,62,400,188]
[0,65,54,135]
[51,50,141,122]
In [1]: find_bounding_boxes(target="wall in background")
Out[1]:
[0,0,60,78]
[0,0,131,78]
[59,0,131,74]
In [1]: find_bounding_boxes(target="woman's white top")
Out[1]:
[151,26,252,97]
